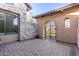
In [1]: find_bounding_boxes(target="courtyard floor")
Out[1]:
[0,39,79,56]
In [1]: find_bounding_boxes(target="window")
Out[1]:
[65,18,70,28]
[6,14,18,34]
[0,11,19,34]
[0,12,5,34]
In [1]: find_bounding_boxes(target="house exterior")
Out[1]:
[35,3,79,46]
[0,3,36,43]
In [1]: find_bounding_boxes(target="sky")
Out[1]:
[30,3,71,16]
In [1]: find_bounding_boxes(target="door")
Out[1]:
[45,21,56,39]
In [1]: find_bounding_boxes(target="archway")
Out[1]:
[44,20,56,39]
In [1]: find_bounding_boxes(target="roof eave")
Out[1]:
[25,3,32,11]
[34,3,79,18]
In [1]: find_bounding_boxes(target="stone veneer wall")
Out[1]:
[0,3,36,41]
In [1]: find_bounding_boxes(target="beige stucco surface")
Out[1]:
[37,5,79,44]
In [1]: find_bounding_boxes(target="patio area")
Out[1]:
[0,39,78,56]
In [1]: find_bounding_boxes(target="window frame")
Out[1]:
[65,17,71,28]
[0,9,20,35]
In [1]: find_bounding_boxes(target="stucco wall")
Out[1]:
[37,5,79,44]
[0,3,36,43]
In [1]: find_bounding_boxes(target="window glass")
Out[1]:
[0,12,5,33]
[0,11,19,34]
[6,14,18,34]
[13,17,18,25]
[45,21,56,38]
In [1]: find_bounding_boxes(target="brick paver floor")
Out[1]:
[0,39,79,56]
